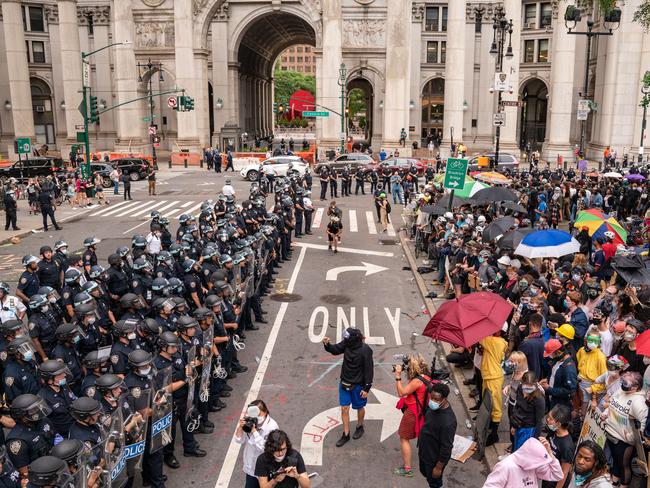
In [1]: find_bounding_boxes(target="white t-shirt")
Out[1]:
[146,233,162,254]
[222,185,235,197]
[0,295,26,323]
[599,329,614,357]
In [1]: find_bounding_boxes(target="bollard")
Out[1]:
[184,157,188,169]
[200,158,204,168]
[168,159,172,169]
[598,160,602,172]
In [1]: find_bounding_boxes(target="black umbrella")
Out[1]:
[471,187,518,204]
[500,201,528,214]
[482,216,517,242]
[496,227,535,251]
[611,254,650,286]
[421,204,445,215]
[435,193,469,208]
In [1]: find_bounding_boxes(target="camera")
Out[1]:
[269,467,287,480]
[392,354,409,373]
[242,416,258,433]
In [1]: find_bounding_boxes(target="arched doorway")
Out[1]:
[347,77,373,146]
[30,78,55,146]
[421,78,444,146]
[519,78,548,152]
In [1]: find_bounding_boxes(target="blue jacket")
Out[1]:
[547,356,578,409]
[519,334,545,380]
[570,307,589,350]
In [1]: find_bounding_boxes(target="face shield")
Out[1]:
[25,398,53,422]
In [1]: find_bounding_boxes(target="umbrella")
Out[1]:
[472,172,512,186]
[585,171,600,179]
[453,180,488,199]
[574,209,627,245]
[625,173,646,182]
[514,229,581,258]
[421,193,469,215]
[610,254,650,286]
[603,172,623,179]
[471,187,518,204]
[500,201,528,214]
[635,330,650,356]
[482,216,517,242]
[422,292,514,347]
[496,227,536,251]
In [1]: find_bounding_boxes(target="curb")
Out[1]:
[399,230,502,471]
[0,207,94,246]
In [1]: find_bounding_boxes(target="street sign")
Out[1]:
[148,125,157,135]
[444,158,468,191]
[143,117,151,123]
[82,61,90,88]
[501,100,524,107]
[577,99,590,121]
[76,132,87,143]
[75,124,85,130]
[303,111,329,117]
[15,138,31,155]
[494,72,511,92]
[493,113,506,127]
[78,100,86,118]
[167,96,178,109]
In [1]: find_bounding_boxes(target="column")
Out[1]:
[112,0,143,149]
[226,64,240,127]
[441,0,466,158]
[382,0,412,150]
[195,52,209,147]
[318,0,343,148]
[92,9,115,145]
[409,6,423,147]
[544,0,577,160]
[476,9,498,149]
[499,0,522,152]
[174,0,200,150]
[57,0,83,142]
[211,20,228,143]
[2,0,35,142]
[46,6,67,145]
[632,33,650,159]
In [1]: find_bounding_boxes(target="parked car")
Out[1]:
[371,157,426,176]
[0,157,65,183]
[83,163,114,188]
[314,153,375,175]
[240,156,310,181]
[110,158,151,181]
[467,153,520,173]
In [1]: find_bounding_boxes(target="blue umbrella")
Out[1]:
[514,229,581,258]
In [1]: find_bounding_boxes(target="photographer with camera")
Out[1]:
[235,400,279,488]
[322,327,374,447]
[254,430,310,488]
[393,354,432,478]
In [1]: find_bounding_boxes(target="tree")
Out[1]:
[634,0,650,31]
[273,69,316,106]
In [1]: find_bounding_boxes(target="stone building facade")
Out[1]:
[0,0,648,161]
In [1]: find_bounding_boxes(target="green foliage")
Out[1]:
[273,69,316,105]
[347,89,366,120]
[596,0,616,13]
[634,2,650,31]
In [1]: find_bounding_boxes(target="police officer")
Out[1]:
[132,235,149,262]
[110,320,141,376]
[200,247,219,291]
[154,332,206,469]
[37,360,76,437]
[116,246,134,281]
[61,268,83,320]
[51,324,82,395]
[50,440,91,486]
[38,189,62,232]
[294,190,304,237]
[37,286,64,327]
[68,397,103,467]
[73,301,106,356]
[37,247,61,292]
[135,317,162,353]
[6,394,55,482]
[26,456,73,488]
[124,350,166,488]
[153,298,176,333]
[26,295,55,362]
[106,254,130,306]
[0,320,25,367]
[204,297,229,412]
[120,293,147,322]
[182,259,204,310]
[132,257,154,305]
[3,189,18,231]
[176,214,192,242]
[150,278,170,303]
[155,252,176,281]
[302,191,314,235]
[318,166,329,201]
[82,237,101,278]
[0,444,20,488]
[159,217,173,251]
[52,241,69,280]
[340,166,350,197]
[80,351,109,400]
[3,338,39,403]
[354,167,366,195]
[15,256,40,305]
[81,280,115,330]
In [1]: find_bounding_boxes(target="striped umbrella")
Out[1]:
[573,209,627,245]
[514,229,581,258]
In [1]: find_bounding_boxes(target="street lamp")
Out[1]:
[215,98,224,110]
[490,5,514,171]
[337,63,347,152]
[137,59,164,167]
[639,71,650,163]
[565,5,621,160]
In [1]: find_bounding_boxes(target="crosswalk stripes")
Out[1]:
[129,200,168,217]
[365,211,377,235]
[163,201,193,218]
[90,200,131,217]
[100,200,141,217]
[348,210,358,232]
[312,208,324,229]
[140,200,180,219]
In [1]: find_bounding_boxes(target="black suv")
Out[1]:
[314,153,375,175]
[110,158,150,181]
[0,157,65,183]
[66,163,114,188]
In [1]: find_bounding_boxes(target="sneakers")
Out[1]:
[352,425,364,439]
[393,466,414,477]
[335,433,350,447]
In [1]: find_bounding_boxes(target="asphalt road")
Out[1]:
[0,169,489,487]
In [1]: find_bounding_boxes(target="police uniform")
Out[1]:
[106,266,130,298]
[6,419,54,470]
[80,374,101,400]
[51,344,82,391]
[60,284,81,317]
[53,251,69,277]
[110,341,138,376]
[16,271,39,301]
[37,259,60,290]
[293,196,304,237]
[155,314,176,334]
[132,273,153,304]
[82,250,98,275]
[183,273,204,309]
[38,385,76,437]
[0,461,20,488]
[155,264,175,280]
[76,322,104,357]
[68,421,103,466]
[201,262,218,290]
[3,361,39,403]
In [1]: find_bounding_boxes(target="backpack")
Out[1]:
[386,202,392,214]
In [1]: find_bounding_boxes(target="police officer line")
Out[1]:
[89,200,204,220]
[310,207,397,237]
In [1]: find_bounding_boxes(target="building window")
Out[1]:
[441,41,446,63]
[297,46,303,53]
[297,56,303,62]
[305,66,311,73]
[441,7,448,32]
[23,5,45,32]
[289,56,295,62]
[31,41,45,63]
[523,4,537,29]
[87,14,94,35]
[426,41,438,63]
[281,66,287,71]
[540,2,552,27]
[538,39,549,62]
[305,46,311,53]
[524,40,535,63]
[425,7,439,32]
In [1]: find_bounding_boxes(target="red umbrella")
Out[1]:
[635,330,650,356]
[422,292,514,347]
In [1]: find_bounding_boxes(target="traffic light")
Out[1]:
[278,102,284,113]
[185,97,194,111]
[273,102,278,114]
[173,96,180,111]
[89,95,99,123]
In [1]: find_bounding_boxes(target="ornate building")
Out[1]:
[0,0,648,161]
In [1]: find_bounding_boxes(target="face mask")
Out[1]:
[139,366,152,376]
[621,382,634,392]
[644,357,650,365]
[588,290,599,298]
[529,288,539,297]
[41,305,49,313]
[48,297,57,304]
[522,386,536,394]
[58,378,67,387]
[72,335,80,344]
[563,299,571,309]
[87,317,96,325]
[23,351,33,362]
[557,272,567,281]
[572,274,582,283]
[478,257,485,264]
[586,342,599,350]
[60,249,68,255]
[546,421,558,432]
[428,400,441,410]
[127,332,137,340]
[273,454,285,462]
[256,415,266,425]
[625,332,637,342]
[519,281,529,291]
[574,472,592,486]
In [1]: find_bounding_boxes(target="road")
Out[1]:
[0,168,489,487]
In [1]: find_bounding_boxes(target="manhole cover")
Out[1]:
[320,294,351,304]
[379,239,397,245]
[270,293,302,302]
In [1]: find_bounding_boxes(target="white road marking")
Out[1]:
[325,262,388,281]
[293,242,394,257]
[348,210,358,232]
[129,200,167,217]
[163,200,193,218]
[89,200,131,216]
[100,201,141,217]
[365,211,377,234]
[214,245,307,488]
[312,208,324,228]
[387,222,396,236]
[183,201,203,216]
[143,200,181,218]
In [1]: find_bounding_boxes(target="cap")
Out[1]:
[543,339,563,358]
[497,256,511,266]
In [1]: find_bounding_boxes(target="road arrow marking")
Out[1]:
[300,388,401,466]
[325,262,388,281]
